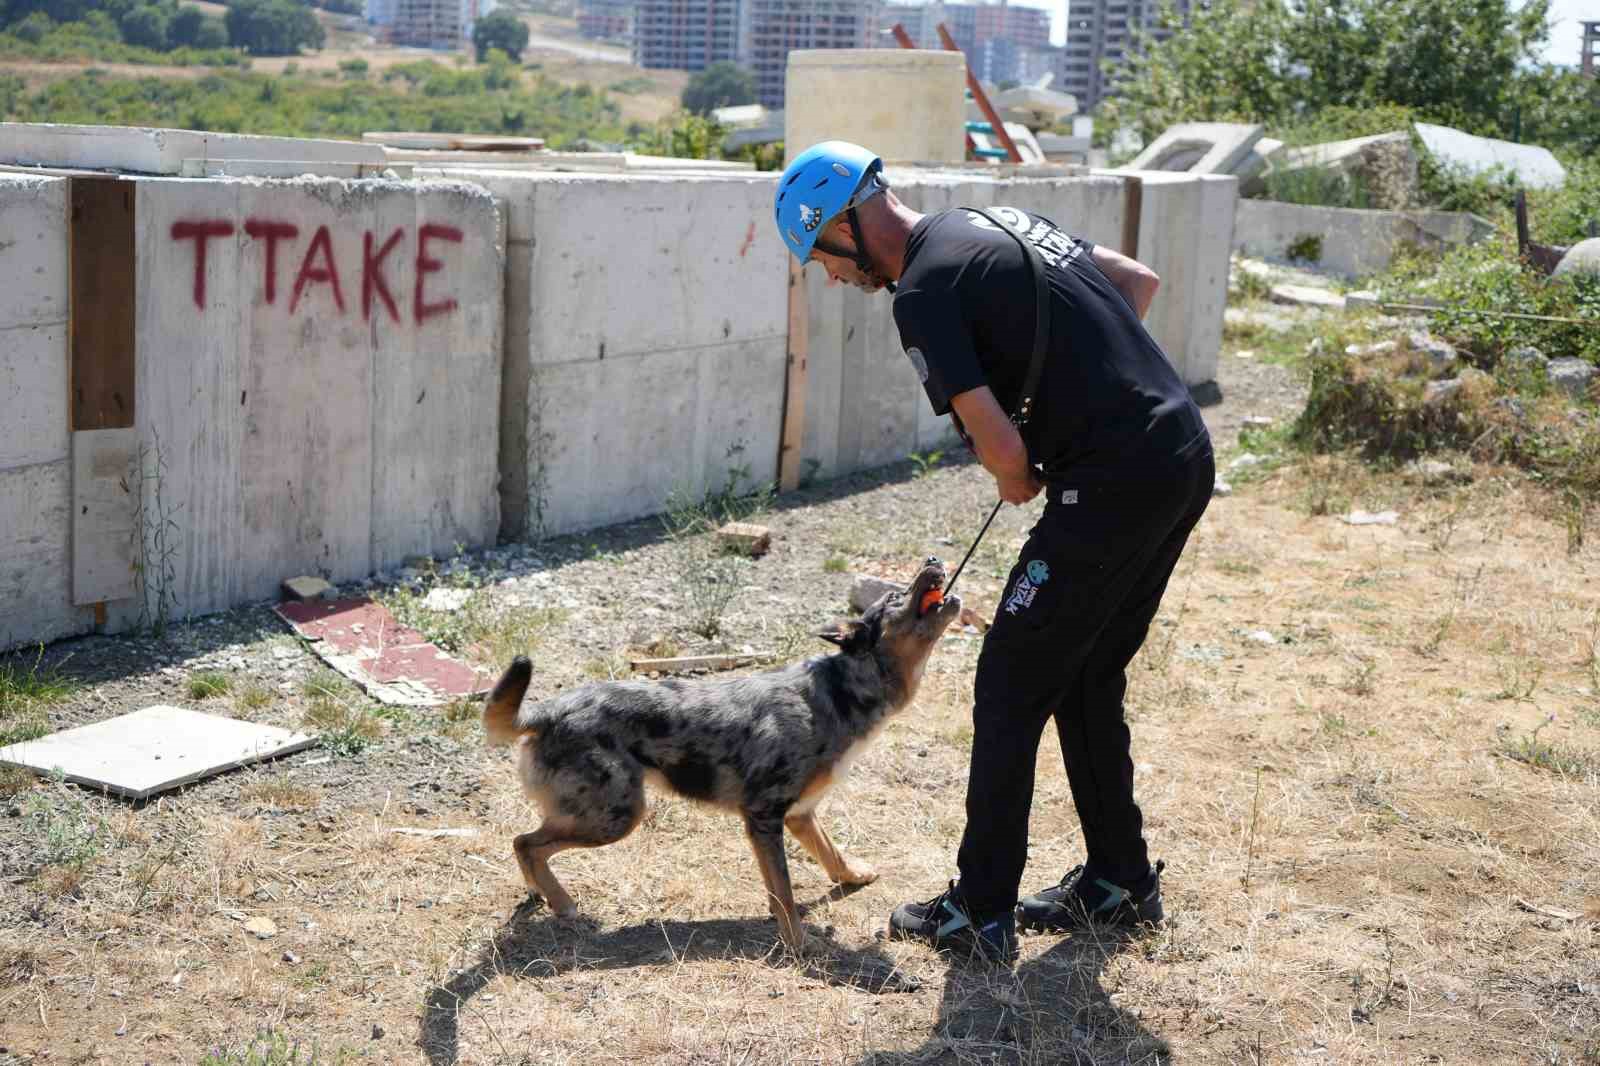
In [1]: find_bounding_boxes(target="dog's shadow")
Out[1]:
[851,931,1171,1065]
[420,886,919,1065]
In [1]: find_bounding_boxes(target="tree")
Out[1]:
[192,15,227,47]
[118,4,170,49]
[225,0,324,55]
[9,10,51,41]
[681,61,755,116]
[169,4,203,45]
[472,10,528,62]
[1101,0,1560,148]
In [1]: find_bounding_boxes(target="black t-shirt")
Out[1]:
[891,206,1208,477]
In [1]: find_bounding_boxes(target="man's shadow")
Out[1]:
[854,930,1171,1066]
[420,887,921,1065]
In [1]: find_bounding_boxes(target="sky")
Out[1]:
[993,0,1592,65]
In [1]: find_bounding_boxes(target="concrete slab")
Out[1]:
[275,597,489,706]
[1127,123,1264,176]
[0,123,385,176]
[1234,200,1496,278]
[0,705,314,800]
[1414,122,1566,190]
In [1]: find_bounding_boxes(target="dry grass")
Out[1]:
[1,457,1597,1064]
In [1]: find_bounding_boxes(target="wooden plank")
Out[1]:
[71,427,138,606]
[628,653,767,674]
[777,258,809,492]
[69,177,135,431]
[1121,175,1144,259]
[937,23,1022,164]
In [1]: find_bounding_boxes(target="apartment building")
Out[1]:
[1059,0,1190,111]
[738,0,877,108]
[389,0,497,48]
[578,0,636,40]
[634,0,743,70]
[889,1,1053,84]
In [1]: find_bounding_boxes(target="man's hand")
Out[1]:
[950,387,1044,506]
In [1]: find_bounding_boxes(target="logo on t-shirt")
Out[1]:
[966,207,1085,269]
[903,346,929,383]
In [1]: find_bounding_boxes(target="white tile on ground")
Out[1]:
[0,705,315,800]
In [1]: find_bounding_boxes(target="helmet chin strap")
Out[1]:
[813,203,896,293]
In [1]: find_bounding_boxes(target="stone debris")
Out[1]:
[1270,284,1345,310]
[1341,510,1399,526]
[391,827,478,838]
[1503,346,1549,372]
[1406,331,1458,367]
[1425,378,1464,405]
[1551,237,1600,281]
[281,576,334,602]
[420,587,473,612]
[1548,357,1596,400]
[1404,459,1467,485]
[1344,290,1381,309]
[716,522,772,558]
[244,916,278,940]
[849,574,901,613]
[1244,630,1278,645]
[1213,478,1234,497]
[1346,340,1398,358]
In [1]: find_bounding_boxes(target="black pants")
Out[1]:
[955,445,1214,915]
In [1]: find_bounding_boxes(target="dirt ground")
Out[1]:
[1,279,1597,1065]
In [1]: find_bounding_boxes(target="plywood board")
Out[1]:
[778,259,808,492]
[70,176,136,431]
[71,427,138,606]
[0,705,314,800]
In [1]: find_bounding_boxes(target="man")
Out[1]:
[773,141,1214,963]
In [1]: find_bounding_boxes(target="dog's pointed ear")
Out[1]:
[817,620,872,653]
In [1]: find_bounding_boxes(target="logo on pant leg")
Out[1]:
[1006,559,1051,615]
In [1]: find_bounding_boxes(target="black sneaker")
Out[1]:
[1016,860,1166,933]
[889,880,1019,963]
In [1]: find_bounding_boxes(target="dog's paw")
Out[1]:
[838,863,879,886]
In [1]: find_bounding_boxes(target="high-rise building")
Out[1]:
[634,0,743,71]
[365,0,398,25]
[390,0,497,48]
[1059,0,1191,111]
[889,1,1053,84]
[738,0,877,108]
[578,0,636,40]
[1583,20,1598,78]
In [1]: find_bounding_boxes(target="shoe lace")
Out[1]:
[919,879,961,912]
[1056,864,1086,890]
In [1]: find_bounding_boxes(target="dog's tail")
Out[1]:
[482,656,535,746]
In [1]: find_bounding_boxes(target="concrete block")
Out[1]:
[0,460,88,650]
[785,50,967,164]
[1414,122,1566,191]
[529,336,787,536]
[1553,238,1600,281]
[457,170,787,538]
[0,174,69,331]
[0,123,385,176]
[282,575,335,601]
[1127,123,1264,176]
[0,323,69,471]
[1234,200,1495,278]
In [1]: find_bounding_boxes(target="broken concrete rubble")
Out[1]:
[1548,358,1596,400]
[1552,238,1600,281]
[1266,131,1418,209]
[1127,122,1264,177]
[1413,122,1566,191]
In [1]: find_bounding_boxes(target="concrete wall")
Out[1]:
[433,170,790,540]
[0,175,83,649]
[0,171,504,649]
[1233,199,1495,279]
[1129,171,1236,390]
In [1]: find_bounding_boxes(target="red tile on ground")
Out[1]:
[275,597,487,706]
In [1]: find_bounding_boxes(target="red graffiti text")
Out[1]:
[169,218,466,324]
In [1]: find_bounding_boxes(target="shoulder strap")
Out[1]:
[965,208,1052,428]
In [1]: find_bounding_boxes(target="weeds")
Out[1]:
[1424,497,1469,552]
[908,449,944,478]
[0,765,34,798]
[823,555,849,573]
[23,770,105,871]
[1342,655,1378,696]
[236,682,274,711]
[1499,716,1598,777]
[200,1030,353,1066]
[1492,658,1542,702]
[0,645,74,746]
[301,672,381,757]
[1414,608,1454,658]
[187,672,231,700]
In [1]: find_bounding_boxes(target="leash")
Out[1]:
[943,498,1002,597]
[941,207,1054,600]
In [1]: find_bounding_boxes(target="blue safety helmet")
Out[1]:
[774,140,886,264]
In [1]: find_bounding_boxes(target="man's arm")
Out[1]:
[1090,245,1160,319]
[950,386,1043,505]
